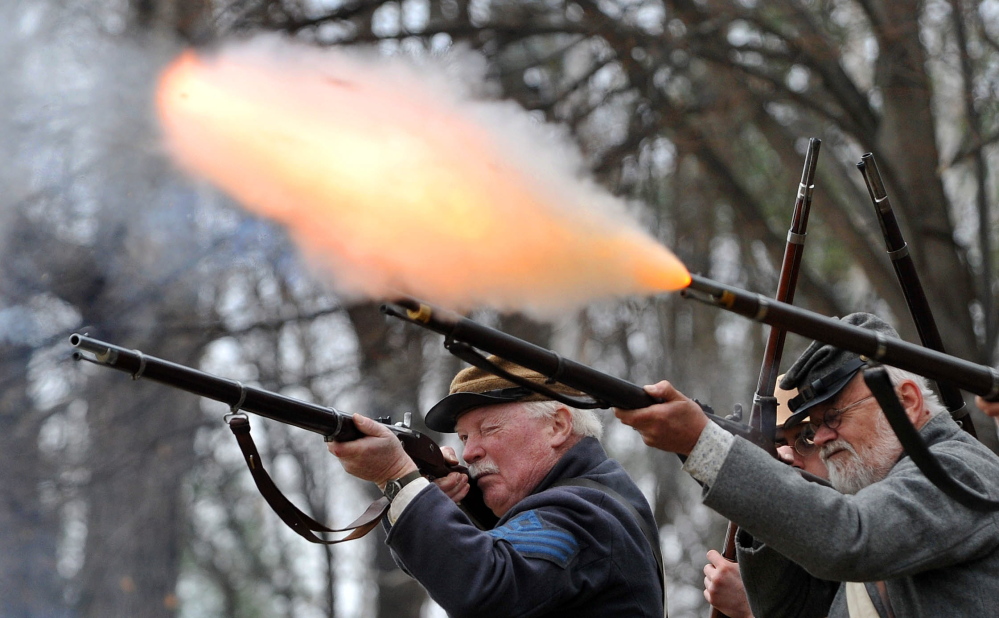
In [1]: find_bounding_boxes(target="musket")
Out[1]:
[69,333,499,534]
[682,275,999,401]
[857,153,977,437]
[753,138,821,436]
[711,138,820,618]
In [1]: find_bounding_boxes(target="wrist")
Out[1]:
[376,461,420,491]
[684,413,710,455]
[381,469,424,502]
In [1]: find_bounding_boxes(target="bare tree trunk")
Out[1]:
[129,0,211,40]
[0,343,68,617]
[77,325,202,618]
[870,0,980,361]
[345,302,427,618]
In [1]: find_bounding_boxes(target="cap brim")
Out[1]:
[783,367,860,428]
[425,387,532,433]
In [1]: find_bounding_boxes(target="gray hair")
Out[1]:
[882,365,947,418]
[521,400,604,440]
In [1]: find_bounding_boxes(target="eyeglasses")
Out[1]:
[791,425,818,457]
[793,394,876,456]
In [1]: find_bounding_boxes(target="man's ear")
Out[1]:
[550,406,575,448]
[897,380,928,428]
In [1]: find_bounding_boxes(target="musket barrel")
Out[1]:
[683,275,999,400]
[857,154,972,420]
[858,154,944,350]
[70,333,359,438]
[381,301,658,409]
[755,137,821,401]
[711,140,821,618]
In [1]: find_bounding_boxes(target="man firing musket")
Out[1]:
[617,312,999,617]
[327,358,666,618]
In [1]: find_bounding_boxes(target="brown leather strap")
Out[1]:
[227,415,389,544]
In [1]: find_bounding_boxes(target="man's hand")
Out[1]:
[434,446,471,503]
[327,414,418,488]
[976,396,999,419]
[703,549,754,618]
[776,444,795,466]
[614,380,709,456]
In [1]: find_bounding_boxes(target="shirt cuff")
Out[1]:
[388,477,431,524]
[682,420,735,486]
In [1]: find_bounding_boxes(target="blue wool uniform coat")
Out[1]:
[718,414,999,617]
[385,437,664,618]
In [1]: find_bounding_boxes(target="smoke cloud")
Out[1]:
[156,37,689,316]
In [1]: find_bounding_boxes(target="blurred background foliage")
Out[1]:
[2,0,998,615]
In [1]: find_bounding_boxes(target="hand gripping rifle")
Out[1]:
[69,334,499,540]
[710,137,820,618]
[857,153,977,438]
[682,275,999,511]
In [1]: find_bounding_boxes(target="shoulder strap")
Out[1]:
[227,415,388,544]
[552,477,667,614]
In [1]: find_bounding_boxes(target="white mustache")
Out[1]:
[468,461,500,480]
[819,439,858,462]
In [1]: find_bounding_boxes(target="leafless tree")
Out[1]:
[3,0,997,617]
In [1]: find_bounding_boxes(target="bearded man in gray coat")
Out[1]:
[617,312,999,617]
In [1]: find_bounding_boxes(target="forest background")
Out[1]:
[2,0,998,616]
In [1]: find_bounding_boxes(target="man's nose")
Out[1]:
[812,423,838,446]
[462,436,484,463]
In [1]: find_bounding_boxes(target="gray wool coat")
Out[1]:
[707,413,999,617]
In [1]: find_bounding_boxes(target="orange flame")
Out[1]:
[155,41,690,314]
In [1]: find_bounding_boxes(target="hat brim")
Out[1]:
[425,387,533,433]
[783,363,863,429]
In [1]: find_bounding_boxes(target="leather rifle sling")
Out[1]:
[227,415,389,544]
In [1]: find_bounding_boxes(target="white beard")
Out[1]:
[820,415,902,494]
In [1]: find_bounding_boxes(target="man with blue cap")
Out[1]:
[328,356,664,617]
[618,312,999,617]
